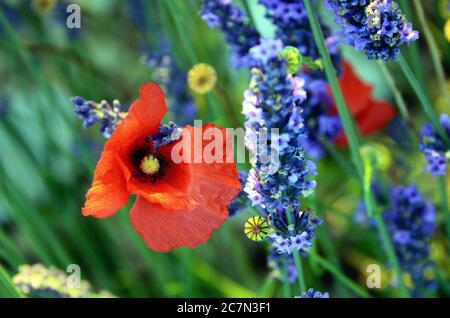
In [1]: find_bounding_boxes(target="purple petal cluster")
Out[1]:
[296,288,330,298]
[199,0,260,68]
[256,0,343,159]
[228,171,252,217]
[299,74,341,160]
[267,250,298,283]
[356,182,437,295]
[71,97,127,138]
[151,121,182,149]
[419,114,450,176]
[327,0,419,61]
[385,184,436,295]
[269,209,322,255]
[242,42,321,255]
[259,0,342,71]
[242,44,317,213]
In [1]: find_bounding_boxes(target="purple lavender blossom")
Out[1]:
[296,288,330,298]
[242,41,321,259]
[268,250,298,283]
[269,209,322,256]
[71,97,127,139]
[299,74,341,160]
[200,0,260,68]
[242,48,317,213]
[228,171,253,217]
[419,114,450,176]
[355,182,437,296]
[259,0,342,71]
[327,0,419,61]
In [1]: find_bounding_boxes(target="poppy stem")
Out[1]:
[398,54,450,146]
[412,0,450,107]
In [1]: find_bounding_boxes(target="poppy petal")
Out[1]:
[184,123,241,211]
[128,123,240,252]
[335,100,396,146]
[332,62,396,146]
[105,82,167,159]
[124,123,239,212]
[330,61,373,117]
[83,83,167,218]
[356,100,396,135]
[82,151,129,218]
[130,196,228,252]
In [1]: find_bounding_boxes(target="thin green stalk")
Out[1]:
[412,0,450,106]
[322,139,359,181]
[309,252,371,298]
[439,176,450,241]
[164,1,198,65]
[285,209,307,294]
[373,214,410,297]
[304,0,364,181]
[0,266,24,298]
[191,258,256,297]
[305,0,410,297]
[257,276,275,297]
[378,61,410,120]
[281,258,292,297]
[0,168,72,267]
[308,194,342,273]
[206,93,230,125]
[180,249,194,296]
[0,9,93,171]
[398,54,450,146]
[0,228,25,268]
[399,0,425,88]
[241,0,257,26]
[292,252,306,294]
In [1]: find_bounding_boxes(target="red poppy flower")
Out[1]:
[82,83,240,252]
[331,62,396,146]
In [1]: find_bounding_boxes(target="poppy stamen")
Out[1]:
[140,155,160,175]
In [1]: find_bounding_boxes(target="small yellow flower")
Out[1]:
[33,0,57,14]
[140,155,160,175]
[445,19,450,42]
[187,63,217,94]
[244,216,269,241]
